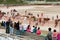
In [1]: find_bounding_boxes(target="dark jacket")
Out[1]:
[16,22,19,30]
[6,21,10,33]
[47,31,52,40]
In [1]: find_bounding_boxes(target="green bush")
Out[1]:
[0,0,3,4]
[0,0,27,4]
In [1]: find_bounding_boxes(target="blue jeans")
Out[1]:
[9,27,14,34]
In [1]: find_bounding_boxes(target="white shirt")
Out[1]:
[23,24,28,30]
[19,24,23,30]
[30,27,34,32]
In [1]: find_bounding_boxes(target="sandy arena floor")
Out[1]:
[0,5,60,32]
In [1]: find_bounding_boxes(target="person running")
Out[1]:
[55,20,58,27]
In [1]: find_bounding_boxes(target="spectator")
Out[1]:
[30,26,35,33]
[9,21,14,34]
[23,24,28,31]
[36,27,41,35]
[26,25,30,32]
[13,22,16,34]
[19,23,23,31]
[1,21,4,26]
[3,21,6,27]
[19,23,23,35]
[57,32,60,40]
[47,28,52,40]
[33,27,37,33]
[6,20,10,34]
[15,21,20,35]
[16,21,19,30]
[14,22,17,29]
[52,29,57,40]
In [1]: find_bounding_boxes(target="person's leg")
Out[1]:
[11,27,14,34]
[6,26,9,34]
[9,27,11,34]
[14,29,16,34]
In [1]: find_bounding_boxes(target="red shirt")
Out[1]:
[26,28,30,32]
[36,30,41,35]
[52,32,57,37]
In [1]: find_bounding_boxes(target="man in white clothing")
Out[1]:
[23,24,28,31]
[30,26,35,33]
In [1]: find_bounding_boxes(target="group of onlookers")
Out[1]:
[45,28,60,40]
[1,19,60,40]
[1,19,41,35]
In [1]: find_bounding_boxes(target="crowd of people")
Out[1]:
[45,27,60,40]
[1,18,41,35]
[0,10,60,40]
[1,18,60,40]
